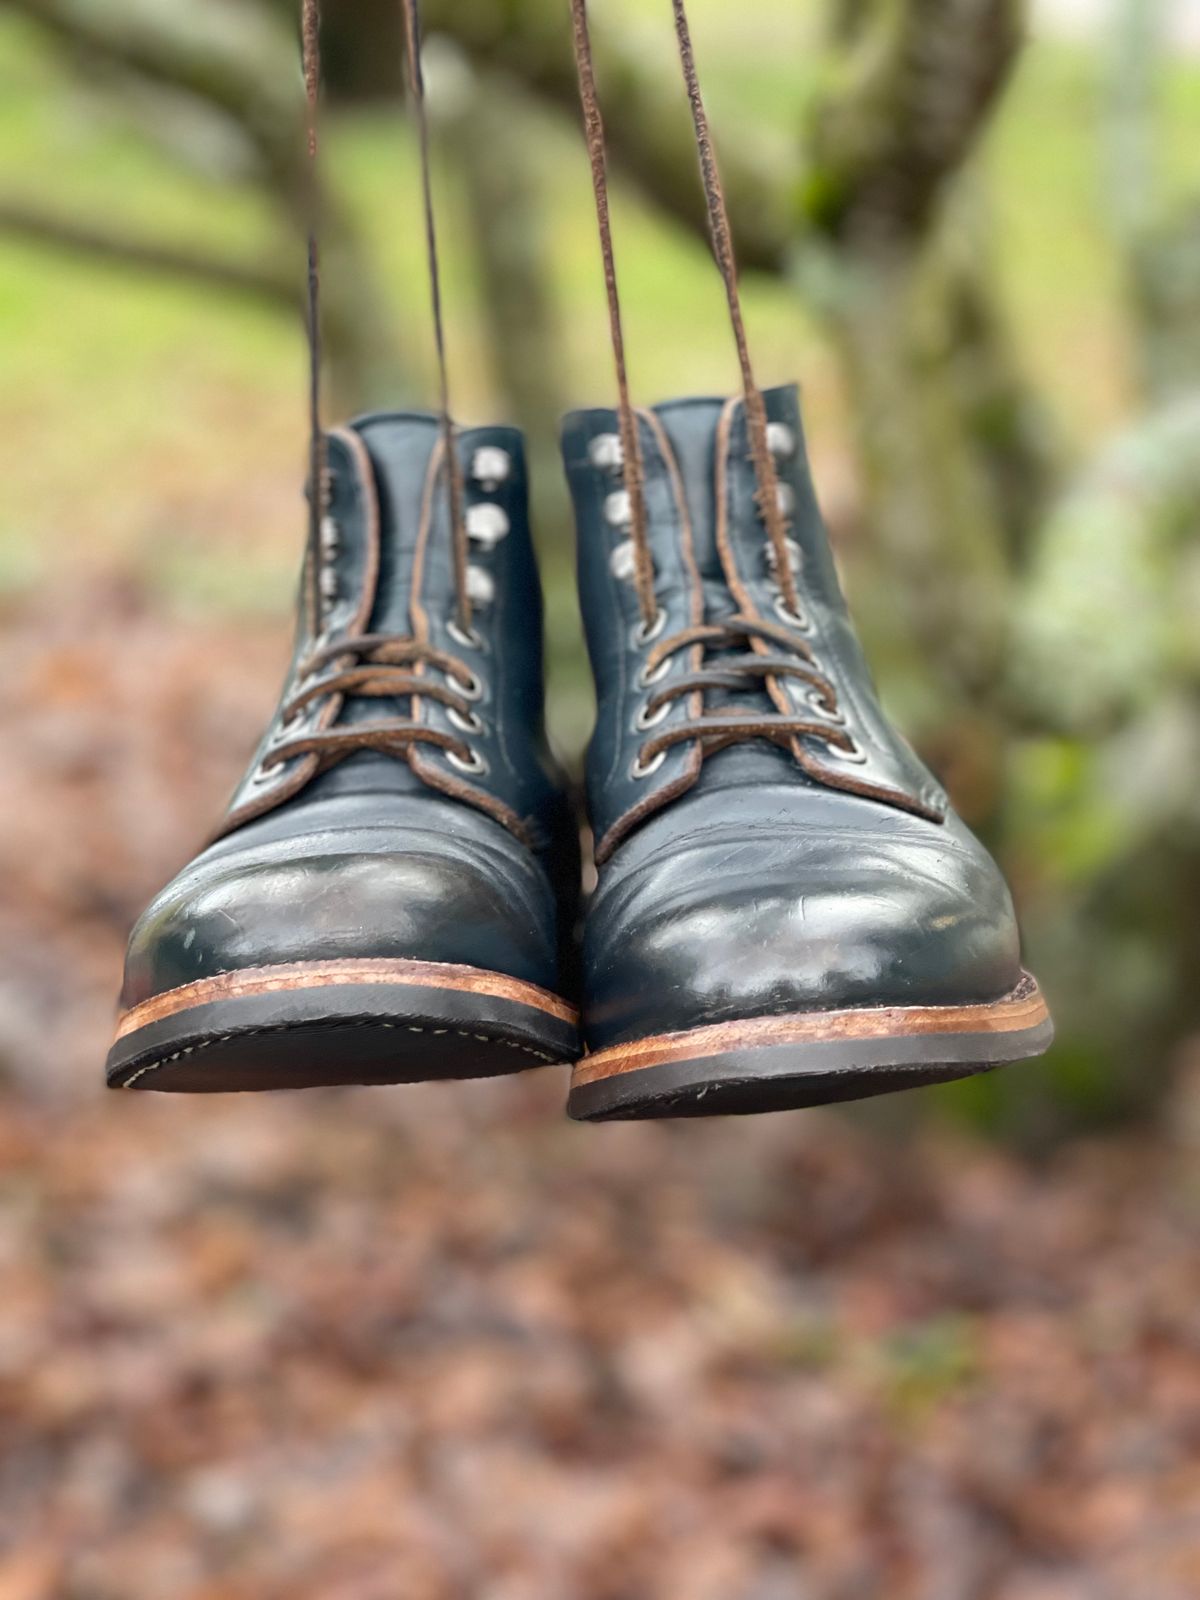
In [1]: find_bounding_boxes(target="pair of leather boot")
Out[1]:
[107,384,1052,1118]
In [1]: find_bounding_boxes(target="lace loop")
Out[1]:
[262,721,476,777]
[632,612,850,771]
[638,715,858,767]
[266,632,484,775]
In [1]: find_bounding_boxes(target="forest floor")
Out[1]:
[2,588,1200,1600]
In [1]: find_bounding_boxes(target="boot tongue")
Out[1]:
[648,396,737,622]
[305,412,445,797]
[352,411,446,638]
[649,397,779,735]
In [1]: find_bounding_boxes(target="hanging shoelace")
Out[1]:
[567,0,656,633]
[301,0,325,637]
[568,0,856,771]
[266,1,485,782]
[398,0,473,638]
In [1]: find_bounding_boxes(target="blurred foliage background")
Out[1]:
[3,0,1197,1136]
[3,4,1200,1595]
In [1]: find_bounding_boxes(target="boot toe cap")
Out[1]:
[583,789,1022,1050]
[120,796,562,1011]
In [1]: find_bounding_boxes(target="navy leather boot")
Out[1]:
[107,415,579,1091]
[563,384,1052,1119]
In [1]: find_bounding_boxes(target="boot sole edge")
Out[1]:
[107,958,578,1092]
[568,973,1052,1121]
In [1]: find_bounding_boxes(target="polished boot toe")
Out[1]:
[583,777,1023,1054]
[122,795,563,1009]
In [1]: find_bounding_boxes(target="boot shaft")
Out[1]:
[563,383,948,861]
[222,414,567,856]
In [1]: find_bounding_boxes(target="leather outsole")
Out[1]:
[106,958,579,1092]
[568,974,1053,1121]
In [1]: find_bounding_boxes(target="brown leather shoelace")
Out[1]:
[262,634,485,776]
[631,617,853,772]
[568,2,850,771]
[301,0,326,636]
[302,0,470,635]
[290,3,481,777]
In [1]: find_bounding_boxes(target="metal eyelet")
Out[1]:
[635,699,671,732]
[589,433,624,472]
[821,735,868,766]
[637,655,671,689]
[609,538,636,581]
[466,503,510,549]
[605,489,633,528]
[633,607,667,646]
[306,468,338,506]
[448,706,485,735]
[766,537,803,578]
[767,421,796,459]
[319,566,339,603]
[631,748,667,780]
[775,482,796,517]
[466,566,495,607]
[801,686,845,725]
[446,747,489,776]
[249,759,284,787]
[271,709,307,745]
[447,619,485,652]
[773,593,811,632]
[447,667,483,702]
[470,447,512,491]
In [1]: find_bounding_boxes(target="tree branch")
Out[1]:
[3,0,298,186]
[805,0,1024,248]
[0,199,300,311]
[420,0,794,273]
